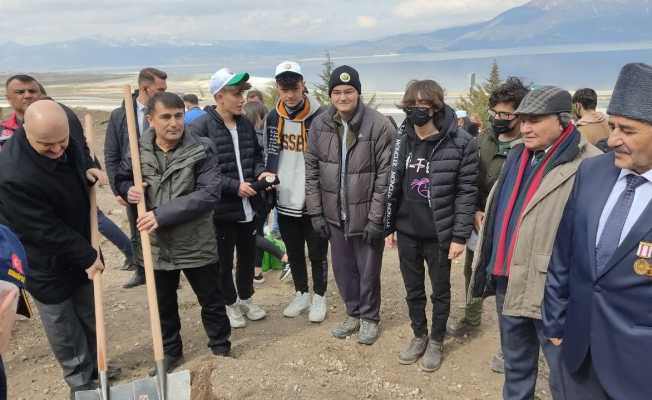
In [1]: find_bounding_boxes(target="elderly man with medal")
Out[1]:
[543,63,652,400]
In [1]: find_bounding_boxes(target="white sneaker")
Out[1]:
[239,298,267,321]
[226,304,247,328]
[308,294,327,323]
[283,292,311,318]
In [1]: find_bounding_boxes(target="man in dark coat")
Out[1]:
[105,67,167,288]
[0,100,104,399]
[544,63,652,400]
[190,68,270,328]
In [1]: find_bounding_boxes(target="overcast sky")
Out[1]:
[2,0,530,45]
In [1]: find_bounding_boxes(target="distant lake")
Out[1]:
[2,42,648,113]
[153,42,652,92]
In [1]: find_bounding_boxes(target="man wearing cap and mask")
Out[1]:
[544,63,652,400]
[191,68,272,329]
[0,100,107,398]
[468,86,601,399]
[0,224,31,400]
[305,65,394,345]
[264,61,329,323]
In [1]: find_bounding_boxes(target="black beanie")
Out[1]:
[329,65,362,96]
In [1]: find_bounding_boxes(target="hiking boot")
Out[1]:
[398,335,428,365]
[446,317,480,338]
[357,320,381,345]
[419,339,443,372]
[331,316,361,339]
[283,291,311,318]
[239,298,266,321]
[122,268,145,289]
[148,354,184,376]
[226,304,247,328]
[279,264,292,282]
[490,350,505,374]
[308,294,327,323]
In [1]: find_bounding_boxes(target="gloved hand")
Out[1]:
[311,216,330,239]
[362,221,385,245]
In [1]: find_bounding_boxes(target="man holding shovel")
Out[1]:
[0,100,107,399]
[115,92,231,373]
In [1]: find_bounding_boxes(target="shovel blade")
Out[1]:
[75,369,191,400]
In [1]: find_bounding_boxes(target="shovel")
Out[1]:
[74,114,111,400]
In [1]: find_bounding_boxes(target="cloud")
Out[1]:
[0,1,528,45]
[392,0,527,18]
[357,16,378,28]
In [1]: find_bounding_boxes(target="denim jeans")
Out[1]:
[97,210,133,262]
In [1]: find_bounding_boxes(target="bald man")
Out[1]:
[0,100,105,398]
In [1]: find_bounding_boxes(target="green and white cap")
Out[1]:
[209,67,250,95]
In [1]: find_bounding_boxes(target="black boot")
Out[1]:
[123,267,145,289]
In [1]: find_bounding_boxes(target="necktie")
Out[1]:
[595,174,648,272]
[531,150,545,167]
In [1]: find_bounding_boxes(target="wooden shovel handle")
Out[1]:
[84,114,108,373]
[122,85,165,361]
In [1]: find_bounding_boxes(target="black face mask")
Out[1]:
[405,107,432,127]
[492,118,514,135]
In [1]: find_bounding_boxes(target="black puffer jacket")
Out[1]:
[384,105,479,248]
[189,106,266,222]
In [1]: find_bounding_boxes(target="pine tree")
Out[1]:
[457,60,502,129]
[484,61,501,95]
[313,51,334,106]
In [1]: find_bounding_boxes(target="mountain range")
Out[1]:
[337,0,652,55]
[1,0,651,71]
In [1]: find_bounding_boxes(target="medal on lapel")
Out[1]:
[634,241,652,276]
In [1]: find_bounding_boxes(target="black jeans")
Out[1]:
[278,214,329,296]
[215,221,257,305]
[154,264,231,357]
[397,232,451,342]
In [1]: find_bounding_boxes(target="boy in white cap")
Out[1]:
[190,68,274,328]
[264,61,329,322]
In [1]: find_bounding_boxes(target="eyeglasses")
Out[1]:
[331,89,357,98]
[488,109,516,120]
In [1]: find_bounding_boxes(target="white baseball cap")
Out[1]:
[209,67,250,95]
[275,61,302,78]
[456,110,468,119]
